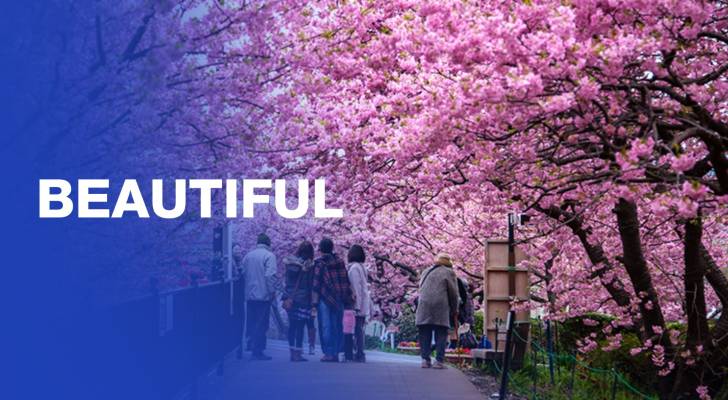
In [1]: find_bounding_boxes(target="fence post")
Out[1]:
[498,310,516,400]
[568,351,577,400]
[494,317,501,353]
[536,317,545,365]
[554,323,561,378]
[239,277,246,360]
[546,320,555,385]
[190,274,200,400]
[531,332,538,399]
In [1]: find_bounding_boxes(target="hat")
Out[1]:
[435,253,452,267]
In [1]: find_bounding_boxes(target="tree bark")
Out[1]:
[701,244,728,348]
[613,198,672,398]
[537,204,633,309]
[684,215,709,348]
[614,199,668,337]
[701,244,728,395]
[671,214,710,398]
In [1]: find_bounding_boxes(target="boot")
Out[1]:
[308,327,316,355]
[290,348,296,362]
[294,349,308,362]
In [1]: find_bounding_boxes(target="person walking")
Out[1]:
[282,241,315,362]
[451,276,477,349]
[344,245,370,362]
[241,233,278,361]
[311,238,354,362]
[415,253,459,369]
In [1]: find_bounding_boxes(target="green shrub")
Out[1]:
[557,313,616,350]
[716,384,728,400]
[473,310,484,337]
[364,335,383,350]
[586,332,657,392]
[393,305,419,342]
[523,316,658,397]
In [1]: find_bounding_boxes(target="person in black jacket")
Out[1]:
[282,241,315,362]
[457,277,475,326]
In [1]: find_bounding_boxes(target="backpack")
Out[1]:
[459,331,478,349]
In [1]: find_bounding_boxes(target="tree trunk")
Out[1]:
[701,244,728,348]
[613,198,672,398]
[671,214,710,398]
[538,205,632,309]
[683,215,709,348]
[701,244,728,395]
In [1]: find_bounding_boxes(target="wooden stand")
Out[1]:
[482,239,530,369]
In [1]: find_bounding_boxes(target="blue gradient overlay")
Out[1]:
[0,2,267,399]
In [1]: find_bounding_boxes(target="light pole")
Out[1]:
[506,212,530,294]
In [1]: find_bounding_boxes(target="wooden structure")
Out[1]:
[472,239,530,368]
[483,239,529,344]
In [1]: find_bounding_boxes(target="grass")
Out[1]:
[474,352,658,400]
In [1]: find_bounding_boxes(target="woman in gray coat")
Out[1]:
[415,253,460,369]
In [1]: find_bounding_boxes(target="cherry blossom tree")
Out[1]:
[243,0,728,397]
[24,0,726,396]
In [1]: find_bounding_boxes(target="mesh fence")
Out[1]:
[478,324,658,400]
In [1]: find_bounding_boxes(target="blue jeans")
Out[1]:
[318,300,343,357]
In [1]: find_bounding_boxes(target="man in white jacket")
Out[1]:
[241,233,278,360]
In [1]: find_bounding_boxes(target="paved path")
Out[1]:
[200,340,484,400]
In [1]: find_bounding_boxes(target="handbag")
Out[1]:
[283,268,304,311]
[342,309,356,334]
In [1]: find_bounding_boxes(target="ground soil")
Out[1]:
[460,367,528,400]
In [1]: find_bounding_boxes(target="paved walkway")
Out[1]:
[200,340,484,400]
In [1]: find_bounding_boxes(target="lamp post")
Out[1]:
[507,213,516,294]
[506,213,530,294]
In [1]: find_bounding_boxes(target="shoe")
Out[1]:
[251,353,273,361]
[289,349,296,362]
[354,354,366,363]
[432,361,446,369]
[421,359,432,368]
[320,355,339,362]
[293,349,308,362]
[309,346,315,355]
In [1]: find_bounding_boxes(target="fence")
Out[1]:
[102,277,245,399]
[486,314,657,400]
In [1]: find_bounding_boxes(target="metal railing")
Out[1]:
[105,277,245,399]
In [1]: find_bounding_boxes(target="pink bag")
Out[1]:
[342,309,356,334]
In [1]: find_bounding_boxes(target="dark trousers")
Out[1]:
[306,316,316,348]
[288,314,306,349]
[246,300,271,355]
[418,324,448,362]
[344,316,366,360]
